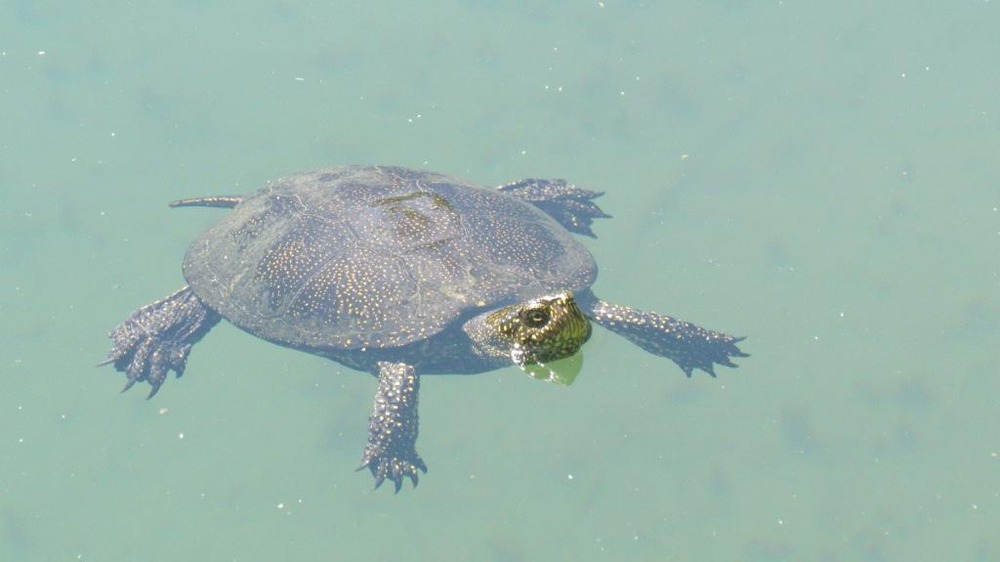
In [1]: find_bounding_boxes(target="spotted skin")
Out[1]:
[469,293,592,367]
[577,292,747,377]
[101,165,747,492]
[498,178,611,237]
[359,362,426,491]
[99,287,219,398]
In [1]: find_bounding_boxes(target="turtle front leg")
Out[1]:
[578,292,748,377]
[358,361,427,492]
[100,286,221,398]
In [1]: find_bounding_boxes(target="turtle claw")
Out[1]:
[358,454,427,492]
[101,287,219,397]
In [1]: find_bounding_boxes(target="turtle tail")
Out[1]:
[169,195,244,209]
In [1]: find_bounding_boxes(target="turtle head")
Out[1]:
[467,292,592,367]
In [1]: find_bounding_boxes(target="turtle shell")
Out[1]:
[181,166,597,351]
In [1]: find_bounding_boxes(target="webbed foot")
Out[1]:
[358,361,427,491]
[498,178,610,237]
[99,286,220,398]
[579,294,747,377]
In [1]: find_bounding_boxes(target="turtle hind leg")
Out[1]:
[578,293,748,377]
[99,286,221,398]
[498,178,610,238]
[358,361,427,492]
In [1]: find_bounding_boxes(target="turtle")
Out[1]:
[101,165,747,491]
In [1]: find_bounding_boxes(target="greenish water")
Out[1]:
[3,1,999,560]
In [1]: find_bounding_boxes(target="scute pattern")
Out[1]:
[286,248,415,348]
[480,217,569,282]
[181,166,597,352]
[365,191,461,251]
[255,222,332,309]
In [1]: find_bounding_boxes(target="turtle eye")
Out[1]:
[522,307,550,328]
